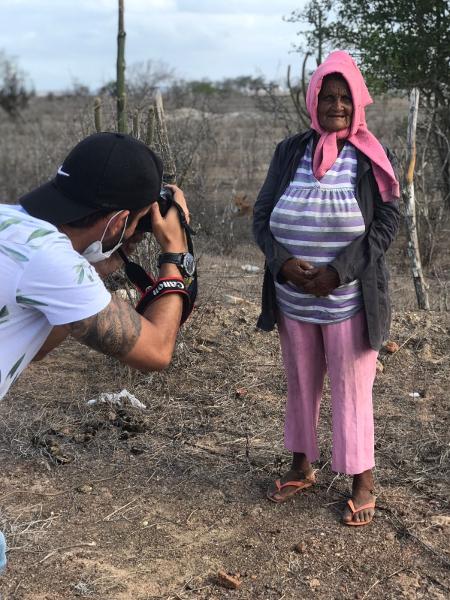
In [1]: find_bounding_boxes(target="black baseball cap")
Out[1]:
[20,132,163,225]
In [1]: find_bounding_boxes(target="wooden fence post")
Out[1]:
[145,106,155,147]
[403,88,430,309]
[93,97,102,133]
[154,90,177,183]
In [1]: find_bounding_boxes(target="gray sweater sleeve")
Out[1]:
[253,143,294,281]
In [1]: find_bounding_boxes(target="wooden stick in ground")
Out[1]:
[94,97,102,133]
[132,109,140,139]
[116,0,127,133]
[145,105,155,147]
[154,89,177,183]
[403,88,430,309]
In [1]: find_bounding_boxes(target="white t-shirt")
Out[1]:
[0,204,111,400]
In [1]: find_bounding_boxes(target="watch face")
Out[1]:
[182,253,196,276]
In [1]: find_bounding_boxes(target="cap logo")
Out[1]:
[57,165,70,177]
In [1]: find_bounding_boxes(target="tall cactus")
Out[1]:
[116,0,127,133]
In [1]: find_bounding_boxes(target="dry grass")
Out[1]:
[0,242,449,599]
[0,93,449,598]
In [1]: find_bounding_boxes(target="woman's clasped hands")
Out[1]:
[281,258,340,297]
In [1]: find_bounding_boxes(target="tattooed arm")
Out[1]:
[32,326,70,361]
[67,278,183,371]
[33,281,182,370]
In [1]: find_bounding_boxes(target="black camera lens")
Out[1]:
[135,213,152,233]
[158,187,174,217]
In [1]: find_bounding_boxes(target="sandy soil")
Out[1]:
[0,243,449,600]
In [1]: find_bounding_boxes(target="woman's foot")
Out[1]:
[267,453,316,503]
[342,469,376,525]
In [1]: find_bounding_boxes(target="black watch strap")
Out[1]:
[158,253,184,268]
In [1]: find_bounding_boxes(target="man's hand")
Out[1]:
[94,232,144,279]
[280,258,317,288]
[302,266,340,297]
[151,184,189,253]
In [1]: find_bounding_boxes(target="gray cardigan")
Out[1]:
[253,129,400,351]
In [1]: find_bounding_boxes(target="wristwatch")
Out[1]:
[158,252,196,277]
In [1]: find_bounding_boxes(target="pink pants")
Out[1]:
[278,310,378,475]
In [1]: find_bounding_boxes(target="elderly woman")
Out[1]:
[253,51,400,526]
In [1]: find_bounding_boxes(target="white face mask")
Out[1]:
[82,211,129,264]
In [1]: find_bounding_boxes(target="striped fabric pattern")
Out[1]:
[269,139,365,324]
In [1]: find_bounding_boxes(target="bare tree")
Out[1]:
[260,1,334,133]
[127,60,175,107]
[0,51,33,119]
[286,0,333,67]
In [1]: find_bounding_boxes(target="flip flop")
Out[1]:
[343,498,376,526]
[267,472,316,504]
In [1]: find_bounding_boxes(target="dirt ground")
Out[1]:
[0,241,449,600]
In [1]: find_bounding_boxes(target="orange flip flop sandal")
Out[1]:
[343,498,376,526]
[267,473,316,504]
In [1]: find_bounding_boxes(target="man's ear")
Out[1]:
[108,210,130,236]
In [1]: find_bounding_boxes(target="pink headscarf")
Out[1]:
[306,51,400,202]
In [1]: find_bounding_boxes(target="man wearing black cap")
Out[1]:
[0,132,192,401]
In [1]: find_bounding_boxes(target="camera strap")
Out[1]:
[117,249,155,294]
[118,198,197,323]
[135,276,191,323]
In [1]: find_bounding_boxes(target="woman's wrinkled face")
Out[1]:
[317,77,353,132]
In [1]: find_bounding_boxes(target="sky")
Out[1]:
[0,0,308,93]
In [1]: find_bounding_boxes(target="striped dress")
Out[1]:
[269,139,365,324]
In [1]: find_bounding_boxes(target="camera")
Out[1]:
[136,186,174,233]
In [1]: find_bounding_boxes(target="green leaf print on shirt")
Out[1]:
[0,217,21,232]
[74,263,95,284]
[7,354,25,379]
[0,244,29,263]
[16,294,48,307]
[26,228,53,243]
[0,305,9,324]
